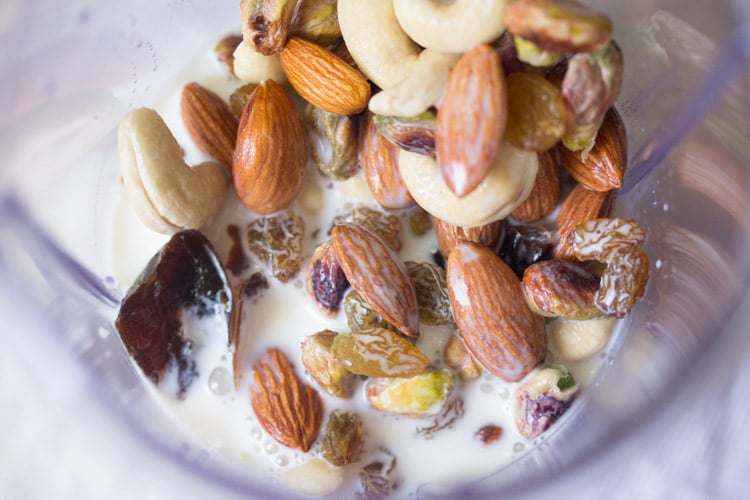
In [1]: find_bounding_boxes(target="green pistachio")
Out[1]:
[292,0,341,47]
[373,111,436,157]
[304,104,359,180]
[365,370,456,417]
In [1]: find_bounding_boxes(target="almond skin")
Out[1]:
[331,223,420,338]
[555,183,615,259]
[250,347,324,452]
[432,217,504,260]
[557,107,627,192]
[280,36,371,115]
[360,110,416,209]
[181,82,239,170]
[447,241,546,382]
[511,149,561,222]
[436,44,506,198]
[232,79,308,215]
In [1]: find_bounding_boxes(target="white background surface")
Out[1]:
[1,282,748,500]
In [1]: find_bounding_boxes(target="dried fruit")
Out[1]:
[306,241,350,317]
[332,328,429,378]
[505,71,567,152]
[505,0,613,54]
[229,82,259,117]
[511,150,561,222]
[291,0,341,47]
[247,211,305,282]
[595,247,650,318]
[432,217,504,262]
[301,330,356,398]
[360,110,416,209]
[558,106,627,191]
[115,230,231,398]
[475,424,503,445]
[447,242,546,382]
[516,364,579,439]
[304,103,359,180]
[522,259,603,319]
[444,335,482,382]
[331,223,419,337]
[405,261,453,326]
[250,347,324,452]
[571,218,648,262]
[233,79,308,215]
[365,370,456,417]
[498,223,557,278]
[344,289,396,333]
[408,209,432,237]
[416,398,466,439]
[331,206,402,252]
[358,450,398,500]
[280,36,371,115]
[240,0,296,55]
[555,183,614,260]
[225,224,249,276]
[373,111,436,157]
[560,42,624,151]
[320,410,364,466]
[436,44,506,197]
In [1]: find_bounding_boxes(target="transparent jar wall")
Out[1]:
[0,1,748,499]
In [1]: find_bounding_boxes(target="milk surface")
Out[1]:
[110,46,615,498]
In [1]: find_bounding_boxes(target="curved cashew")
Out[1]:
[398,143,538,227]
[368,49,460,117]
[119,108,228,234]
[393,0,508,53]
[338,0,420,89]
[232,41,287,84]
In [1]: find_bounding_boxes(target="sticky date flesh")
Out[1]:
[115,230,231,398]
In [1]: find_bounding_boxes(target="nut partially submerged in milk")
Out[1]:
[113,1,649,497]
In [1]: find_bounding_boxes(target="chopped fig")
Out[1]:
[115,230,231,398]
[475,424,504,445]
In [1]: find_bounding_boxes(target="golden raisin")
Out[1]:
[506,72,567,151]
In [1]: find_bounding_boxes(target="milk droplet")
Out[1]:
[275,454,289,467]
[480,383,494,394]
[264,440,278,454]
[513,442,525,453]
[208,366,232,395]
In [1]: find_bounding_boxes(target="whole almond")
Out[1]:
[232,79,308,215]
[331,223,419,338]
[447,241,546,382]
[511,149,561,222]
[557,107,627,192]
[280,36,371,115]
[250,347,324,452]
[432,216,504,260]
[181,82,239,170]
[436,44,506,198]
[360,111,416,209]
[555,183,615,259]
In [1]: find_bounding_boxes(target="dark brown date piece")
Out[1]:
[115,230,231,398]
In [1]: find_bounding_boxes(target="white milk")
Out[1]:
[110,46,616,498]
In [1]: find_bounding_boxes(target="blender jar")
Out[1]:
[1,0,749,498]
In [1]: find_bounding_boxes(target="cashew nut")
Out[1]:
[118,108,228,234]
[398,143,538,227]
[548,317,616,362]
[232,41,287,84]
[393,0,509,53]
[337,0,420,89]
[368,49,460,117]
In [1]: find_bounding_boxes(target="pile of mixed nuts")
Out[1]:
[115,0,650,496]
